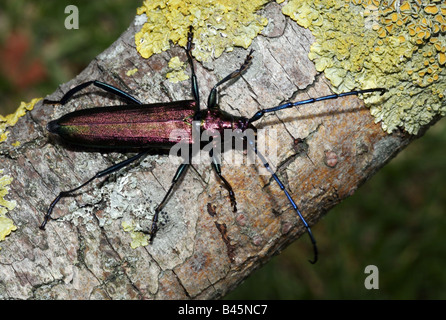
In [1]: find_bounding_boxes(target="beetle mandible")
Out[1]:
[40,28,385,263]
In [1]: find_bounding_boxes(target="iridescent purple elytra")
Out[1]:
[47,100,250,149]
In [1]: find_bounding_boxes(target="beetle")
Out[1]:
[40,28,385,263]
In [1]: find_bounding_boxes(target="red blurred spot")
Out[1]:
[0,31,47,89]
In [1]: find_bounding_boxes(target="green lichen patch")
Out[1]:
[135,0,269,62]
[282,0,446,134]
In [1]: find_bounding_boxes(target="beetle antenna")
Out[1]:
[245,136,318,263]
[248,88,386,125]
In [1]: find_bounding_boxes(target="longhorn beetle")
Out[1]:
[40,28,385,263]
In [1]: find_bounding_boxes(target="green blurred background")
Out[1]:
[1,0,445,299]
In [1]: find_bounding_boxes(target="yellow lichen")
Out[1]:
[122,220,149,249]
[1,98,42,144]
[0,170,17,247]
[0,99,41,246]
[439,52,446,65]
[166,56,189,83]
[135,0,269,62]
[126,68,138,76]
[282,0,446,134]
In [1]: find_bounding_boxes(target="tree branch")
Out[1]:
[0,8,430,299]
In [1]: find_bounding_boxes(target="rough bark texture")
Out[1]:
[0,5,428,299]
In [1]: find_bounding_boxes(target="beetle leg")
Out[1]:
[148,163,189,242]
[186,26,200,110]
[207,49,254,110]
[208,146,237,212]
[211,161,237,213]
[40,151,148,229]
[208,148,237,212]
[44,80,142,106]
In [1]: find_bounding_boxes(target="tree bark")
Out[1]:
[0,5,429,299]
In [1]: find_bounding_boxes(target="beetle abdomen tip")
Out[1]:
[47,120,60,133]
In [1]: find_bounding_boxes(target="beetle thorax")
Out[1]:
[199,109,249,134]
